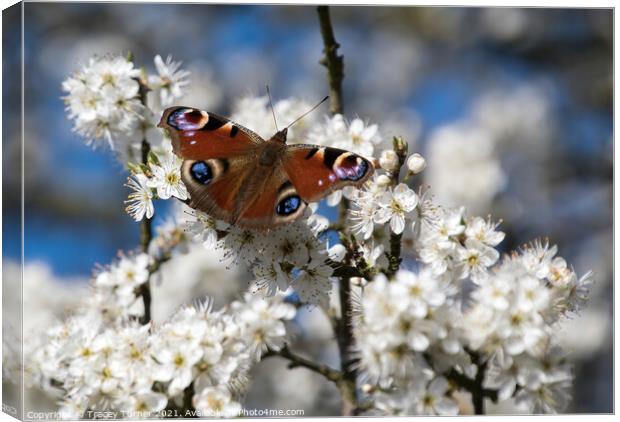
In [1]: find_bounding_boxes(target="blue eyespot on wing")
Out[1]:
[276,195,302,216]
[333,154,369,181]
[190,161,213,185]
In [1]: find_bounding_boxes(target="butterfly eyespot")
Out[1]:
[335,155,368,181]
[276,195,301,216]
[190,161,213,185]
[168,108,205,130]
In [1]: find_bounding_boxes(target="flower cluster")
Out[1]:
[340,137,591,415]
[418,209,504,284]
[63,54,190,158]
[62,55,143,149]
[186,209,335,308]
[354,238,591,415]
[29,291,295,418]
[466,241,592,412]
[350,178,419,238]
[354,269,463,415]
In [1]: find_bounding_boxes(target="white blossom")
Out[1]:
[456,238,500,283]
[89,253,150,322]
[148,55,190,112]
[232,294,296,361]
[124,174,154,221]
[356,270,449,387]
[328,244,347,262]
[294,258,334,308]
[147,152,188,200]
[250,262,292,297]
[415,377,459,415]
[184,210,220,250]
[375,183,419,234]
[62,55,142,149]
[118,391,168,417]
[465,216,505,246]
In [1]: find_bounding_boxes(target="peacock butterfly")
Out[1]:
[157,105,374,230]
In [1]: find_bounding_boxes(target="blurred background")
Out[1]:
[2,3,612,415]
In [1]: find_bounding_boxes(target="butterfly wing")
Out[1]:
[236,166,308,229]
[181,156,308,230]
[158,106,263,160]
[282,144,375,203]
[160,106,267,226]
[159,108,372,229]
[180,156,254,224]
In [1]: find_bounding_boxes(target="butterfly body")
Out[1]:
[159,106,374,230]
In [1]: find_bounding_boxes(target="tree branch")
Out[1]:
[444,367,497,414]
[263,346,342,384]
[317,5,345,116]
[329,259,376,280]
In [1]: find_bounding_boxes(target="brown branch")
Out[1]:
[329,259,376,280]
[445,368,497,414]
[317,5,345,116]
[263,346,342,384]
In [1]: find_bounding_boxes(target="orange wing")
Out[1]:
[158,106,263,160]
[181,157,307,230]
[282,145,374,203]
[181,156,253,224]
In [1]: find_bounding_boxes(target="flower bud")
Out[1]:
[406,153,426,175]
[361,383,375,393]
[376,174,392,187]
[328,244,347,262]
[379,149,400,172]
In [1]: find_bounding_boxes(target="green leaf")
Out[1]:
[126,161,142,174]
[147,150,160,167]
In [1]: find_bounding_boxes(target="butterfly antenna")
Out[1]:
[266,85,279,132]
[286,96,329,130]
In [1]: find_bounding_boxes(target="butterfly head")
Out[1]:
[271,128,288,144]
